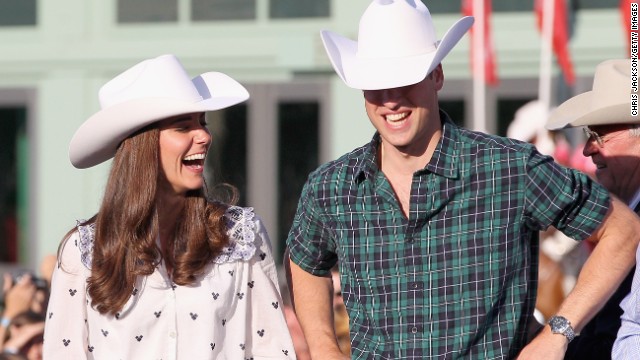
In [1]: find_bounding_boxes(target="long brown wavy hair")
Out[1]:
[60,125,231,315]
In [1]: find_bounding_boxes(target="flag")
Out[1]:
[621,0,639,57]
[535,0,576,85]
[462,0,499,85]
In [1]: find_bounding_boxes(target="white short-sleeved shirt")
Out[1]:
[43,206,296,359]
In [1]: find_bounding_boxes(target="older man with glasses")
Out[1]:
[547,58,640,359]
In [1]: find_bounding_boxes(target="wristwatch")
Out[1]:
[548,315,576,342]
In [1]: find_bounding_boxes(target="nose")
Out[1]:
[195,127,211,145]
[383,87,402,101]
[582,139,598,157]
[365,87,403,105]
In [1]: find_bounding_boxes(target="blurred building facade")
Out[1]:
[0,0,627,270]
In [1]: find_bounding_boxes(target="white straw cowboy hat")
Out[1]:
[69,54,249,169]
[547,59,636,130]
[320,0,474,90]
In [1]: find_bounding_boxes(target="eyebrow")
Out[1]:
[171,116,192,124]
[165,113,206,127]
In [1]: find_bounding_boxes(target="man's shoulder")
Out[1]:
[451,125,541,160]
[307,140,372,183]
[457,126,532,150]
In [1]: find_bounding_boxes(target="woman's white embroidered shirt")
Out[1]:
[43,206,296,359]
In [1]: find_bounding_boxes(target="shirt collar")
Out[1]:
[628,187,640,211]
[353,110,460,182]
[422,111,459,179]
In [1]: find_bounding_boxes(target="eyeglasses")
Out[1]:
[582,125,633,147]
[583,127,604,147]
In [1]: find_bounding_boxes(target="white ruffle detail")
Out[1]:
[77,220,95,269]
[214,206,258,264]
[74,206,257,268]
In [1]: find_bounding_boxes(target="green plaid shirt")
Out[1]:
[287,113,610,359]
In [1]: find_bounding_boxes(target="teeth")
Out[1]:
[184,153,205,161]
[386,112,408,122]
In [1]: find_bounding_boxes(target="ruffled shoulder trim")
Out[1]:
[214,206,258,264]
[74,206,258,268]
[76,220,95,269]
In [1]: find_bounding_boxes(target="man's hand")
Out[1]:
[517,326,568,359]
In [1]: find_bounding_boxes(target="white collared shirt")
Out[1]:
[612,188,640,359]
[43,206,296,360]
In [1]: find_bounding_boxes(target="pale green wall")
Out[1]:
[328,78,373,160]
[0,0,629,269]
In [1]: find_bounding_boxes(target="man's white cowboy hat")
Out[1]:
[320,0,474,90]
[547,59,636,130]
[69,54,249,169]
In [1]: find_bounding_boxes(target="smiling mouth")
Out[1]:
[183,153,206,169]
[385,112,410,123]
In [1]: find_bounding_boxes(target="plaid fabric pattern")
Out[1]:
[287,113,610,359]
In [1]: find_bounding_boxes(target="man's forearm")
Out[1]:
[518,196,640,359]
[288,259,348,359]
[557,197,638,331]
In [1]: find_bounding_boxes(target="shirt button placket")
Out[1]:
[407,281,424,339]
[167,286,178,360]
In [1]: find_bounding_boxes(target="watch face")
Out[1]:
[549,316,575,341]
[549,316,567,331]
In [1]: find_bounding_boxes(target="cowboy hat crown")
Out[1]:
[320,0,474,90]
[547,59,635,129]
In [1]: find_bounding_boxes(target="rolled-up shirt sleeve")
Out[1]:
[286,174,338,277]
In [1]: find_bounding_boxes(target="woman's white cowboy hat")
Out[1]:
[69,54,249,169]
[547,59,636,130]
[320,0,474,90]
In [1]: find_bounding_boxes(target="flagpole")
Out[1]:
[538,0,554,114]
[473,0,487,132]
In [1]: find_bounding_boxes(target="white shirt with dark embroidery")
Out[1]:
[43,206,296,359]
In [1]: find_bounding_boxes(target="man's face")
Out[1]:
[582,124,640,202]
[363,65,444,156]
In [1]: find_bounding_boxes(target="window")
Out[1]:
[191,0,256,21]
[205,105,248,206]
[578,0,617,9]
[0,107,27,263]
[423,0,616,13]
[497,98,534,137]
[277,102,319,256]
[0,0,36,26]
[117,0,177,23]
[439,100,465,127]
[425,0,533,13]
[270,0,330,18]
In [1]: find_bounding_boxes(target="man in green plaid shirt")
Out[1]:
[286,1,640,359]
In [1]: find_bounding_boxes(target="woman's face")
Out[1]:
[157,112,211,196]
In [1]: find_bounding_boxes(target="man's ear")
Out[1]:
[430,63,445,91]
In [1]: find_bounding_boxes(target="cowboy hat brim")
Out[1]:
[320,16,474,90]
[69,72,249,169]
[546,90,637,130]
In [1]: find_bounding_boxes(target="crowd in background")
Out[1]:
[0,255,55,360]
